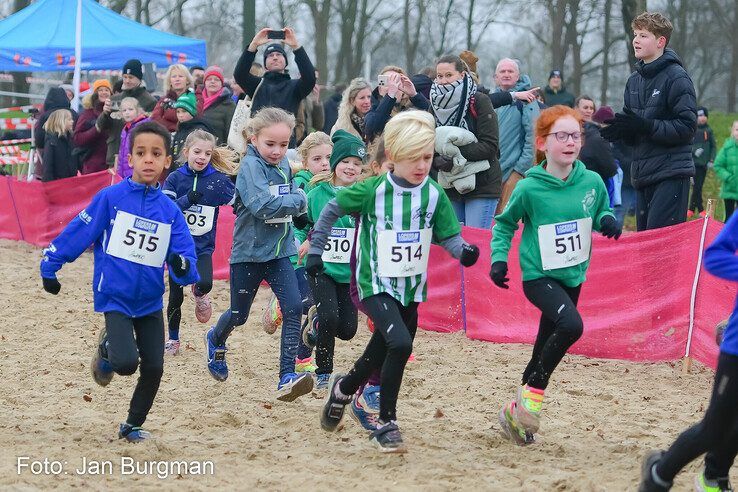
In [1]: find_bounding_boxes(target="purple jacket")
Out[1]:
[117,115,150,179]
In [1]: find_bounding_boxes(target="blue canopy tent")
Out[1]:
[0,0,206,72]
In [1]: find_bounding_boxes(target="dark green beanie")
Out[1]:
[330,129,366,171]
[174,91,197,117]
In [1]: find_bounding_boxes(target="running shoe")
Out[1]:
[295,357,317,373]
[301,305,318,348]
[321,373,352,431]
[204,327,228,382]
[498,401,534,446]
[262,293,282,334]
[369,421,407,453]
[118,423,152,443]
[350,397,380,431]
[687,210,695,219]
[91,327,113,387]
[514,384,544,434]
[638,450,672,492]
[315,373,331,390]
[192,285,212,323]
[358,384,380,414]
[276,372,314,402]
[695,471,734,492]
[164,339,181,356]
[367,317,375,333]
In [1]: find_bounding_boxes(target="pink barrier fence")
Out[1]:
[1,172,732,368]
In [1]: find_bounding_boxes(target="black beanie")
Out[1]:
[697,106,708,118]
[122,59,143,80]
[549,69,562,80]
[264,44,287,65]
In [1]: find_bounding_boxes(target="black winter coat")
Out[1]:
[42,133,77,182]
[171,117,215,163]
[431,92,502,200]
[35,87,78,151]
[322,93,341,134]
[579,121,618,183]
[233,47,316,116]
[623,49,697,189]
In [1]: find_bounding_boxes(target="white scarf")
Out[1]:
[430,73,477,130]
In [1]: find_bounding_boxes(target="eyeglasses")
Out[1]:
[544,131,583,143]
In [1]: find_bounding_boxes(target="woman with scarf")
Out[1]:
[330,78,372,143]
[195,66,236,145]
[364,66,429,144]
[430,54,501,229]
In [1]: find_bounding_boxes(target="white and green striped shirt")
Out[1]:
[336,174,460,305]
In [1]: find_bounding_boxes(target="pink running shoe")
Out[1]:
[192,284,212,323]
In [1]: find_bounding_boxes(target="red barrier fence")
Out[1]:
[1,172,732,368]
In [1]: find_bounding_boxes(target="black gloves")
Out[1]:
[460,244,479,267]
[42,277,61,295]
[490,261,509,289]
[293,213,310,230]
[600,108,652,143]
[187,190,203,205]
[432,155,454,172]
[600,215,622,239]
[167,253,190,277]
[304,254,324,277]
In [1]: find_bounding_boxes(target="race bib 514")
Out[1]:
[377,229,432,277]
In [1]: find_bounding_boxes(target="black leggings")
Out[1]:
[689,166,707,213]
[338,293,418,423]
[725,199,737,222]
[103,310,165,427]
[521,278,583,390]
[166,254,213,338]
[310,274,358,375]
[656,352,738,482]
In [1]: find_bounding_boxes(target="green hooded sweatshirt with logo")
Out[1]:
[491,160,614,287]
[307,181,355,284]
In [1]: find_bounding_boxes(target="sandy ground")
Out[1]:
[0,238,727,491]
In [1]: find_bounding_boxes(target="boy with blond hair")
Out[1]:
[601,12,697,232]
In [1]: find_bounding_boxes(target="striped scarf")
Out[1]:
[430,73,477,130]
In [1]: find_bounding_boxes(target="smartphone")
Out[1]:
[267,30,285,40]
[377,74,390,87]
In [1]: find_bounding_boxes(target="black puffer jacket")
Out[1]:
[233,47,316,116]
[579,121,617,183]
[624,49,697,189]
[42,133,77,182]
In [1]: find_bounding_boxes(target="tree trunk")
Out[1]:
[404,0,426,74]
[564,0,581,95]
[242,0,256,51]
[600,0,612,106]
[728,0,738,111]
[621,0,648,71]
[303,0,331,86]
[547,0,569,72]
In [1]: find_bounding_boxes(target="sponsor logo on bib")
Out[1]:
[330,227,348,238]
[555,221,578,235]
[133,217,159,233]
[396,231,421,243]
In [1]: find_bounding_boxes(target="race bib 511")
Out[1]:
[538,217,592,270]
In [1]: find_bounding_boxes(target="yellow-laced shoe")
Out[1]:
[262,294,282,334]
[695,471,734,492]
[514,384,545,434]
[498,401,534,446]
[295,357,317,373]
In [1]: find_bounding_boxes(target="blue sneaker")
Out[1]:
[277,372,314,402]
[351,385,380,431]
[118,423,152,443]
[315,373,331,390]
[204,328,228,381]
[91,327,113,387]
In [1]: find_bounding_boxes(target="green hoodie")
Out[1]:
[307,181,355,284]
[491,160,614,287]
[290,169,315,270]
[714,138,738,200]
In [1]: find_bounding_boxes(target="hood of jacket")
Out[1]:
[636,48,685,79]
[263,70,292,83]
[543,83,570,95]
[498,74,533,93]
[44,87,70,112]
[525,159,587,188]
[178,116,214,133]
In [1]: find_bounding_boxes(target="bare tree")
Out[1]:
[464,0,501,52]
[707,0,738,111]
[303,0,331,85]
[403,0,427,74]
[600,0,612,105]
[426,0,456,57]
[621,0,647,70]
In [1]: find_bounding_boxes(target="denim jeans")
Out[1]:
[212,257,302,377]
[294,267,313,360]
[615,184,636,227]
[451,197,499,229]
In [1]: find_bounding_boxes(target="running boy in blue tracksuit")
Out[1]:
[639,212,738,491]
[163,129,236,355]
[40,121,199,443]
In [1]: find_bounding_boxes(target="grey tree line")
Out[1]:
[3,0,737,112]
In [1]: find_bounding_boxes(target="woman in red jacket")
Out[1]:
[73,79,112,174]
[151,64,193,132]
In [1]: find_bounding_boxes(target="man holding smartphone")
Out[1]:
[234,27,316,145]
